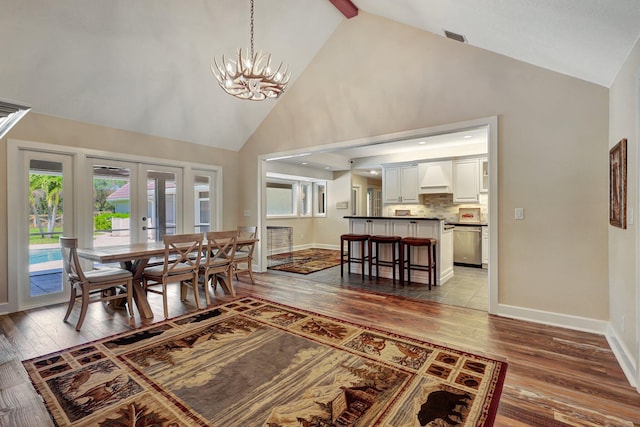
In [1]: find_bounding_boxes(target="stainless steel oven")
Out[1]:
[453,225,482,267]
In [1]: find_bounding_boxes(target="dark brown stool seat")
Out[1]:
[369,235,403,283]
[402,237,437,289]
[340,234,370,280]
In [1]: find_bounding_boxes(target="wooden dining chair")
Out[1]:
[200,230,238,302]
[142,233,203,318]
[233,225,257,285]
[60,237,134,331]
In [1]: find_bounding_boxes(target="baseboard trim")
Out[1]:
[293,243,339,251]
[496,303,608,335]
[605,324,638,391]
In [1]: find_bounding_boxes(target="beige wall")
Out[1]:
[0,113,239,304]
[313,171,351,246]
[351,173,368,216]
[239,12,609,321]
[609,39,640,365]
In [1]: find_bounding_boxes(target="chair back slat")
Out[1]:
[236,226,257,255]
[237,226,257,240]
[162,233,204,275]
[59,237,87,283]
[205,231,238,267]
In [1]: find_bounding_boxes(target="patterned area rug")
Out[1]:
[268,248,342,274]
[24,297,507,426]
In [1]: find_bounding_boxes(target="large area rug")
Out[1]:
[268,248,342,274]
[24,297,507,426]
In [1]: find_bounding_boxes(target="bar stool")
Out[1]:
[402,237,437,289]
[369,235,403,283]
[340,234,370,280]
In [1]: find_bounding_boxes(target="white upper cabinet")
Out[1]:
[479,157,489,193]
[418,160,453,194]
[383,164,419,204]
[453,159,480,203]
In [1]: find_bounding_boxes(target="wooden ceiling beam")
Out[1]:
[328,0,359,19]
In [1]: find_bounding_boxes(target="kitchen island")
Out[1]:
[344,216,454,285]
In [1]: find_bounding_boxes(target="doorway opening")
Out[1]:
[259,116,498,313]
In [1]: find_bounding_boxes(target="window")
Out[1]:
[267,180,297,217]
[266,177,326,218]
[194,174,212,233]
[314,182,326,217]
[300,182,312,217]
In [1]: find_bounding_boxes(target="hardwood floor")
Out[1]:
[1,270,639,426]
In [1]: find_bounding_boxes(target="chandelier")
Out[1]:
[211,0,290,101]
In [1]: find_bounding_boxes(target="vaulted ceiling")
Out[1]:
[1,0,639,152]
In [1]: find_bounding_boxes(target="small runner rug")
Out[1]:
[268,248,342,274]
[23,297,507,426]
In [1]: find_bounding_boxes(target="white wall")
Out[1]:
[608,36,640,388]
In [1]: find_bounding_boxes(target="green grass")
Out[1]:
[29,227,63,244]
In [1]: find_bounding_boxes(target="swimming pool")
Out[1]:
[29,247,62,264]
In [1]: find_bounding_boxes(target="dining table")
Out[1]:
[77,238,258,319]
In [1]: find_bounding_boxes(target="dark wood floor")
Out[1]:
[2,270,639,426]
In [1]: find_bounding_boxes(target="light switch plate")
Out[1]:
[515,207,524,220]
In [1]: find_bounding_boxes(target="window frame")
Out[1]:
[266,178,299,218]
[313,181,327,217]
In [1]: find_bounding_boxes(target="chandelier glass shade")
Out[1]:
[211,0,290,101]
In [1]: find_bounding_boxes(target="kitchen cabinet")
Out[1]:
[350,218,389,236]
[453,159,479,203]
[480,157,489,193]
[481,225,489,268]
[418,160,453,194]
[382,164,419,203]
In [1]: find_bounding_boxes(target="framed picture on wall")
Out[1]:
[609,138,627,229]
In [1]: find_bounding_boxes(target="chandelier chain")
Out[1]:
[250,0,254,58]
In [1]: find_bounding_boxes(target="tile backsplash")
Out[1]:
[384,193,488,223]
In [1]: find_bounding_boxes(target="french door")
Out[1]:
[8,141,216,313]
[138,164,182,242]
[17,150,74,309]
[88,159,183,249]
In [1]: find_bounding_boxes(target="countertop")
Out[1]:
[446,222,488,226]
[344,216,445,221]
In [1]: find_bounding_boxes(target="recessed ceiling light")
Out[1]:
[324,166,331,170]
[370,170,378,175]
[301,162,308,165]
[418,141,427,145]
[464,135,472,139]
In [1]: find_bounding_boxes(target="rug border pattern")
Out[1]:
[23,296,508,426]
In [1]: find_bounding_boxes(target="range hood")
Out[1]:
[418,160,453,194]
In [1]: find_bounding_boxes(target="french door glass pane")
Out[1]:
[92,165,132,247]
[28,159,64,296]
[194,175,211,233]
[147,170,177,241]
